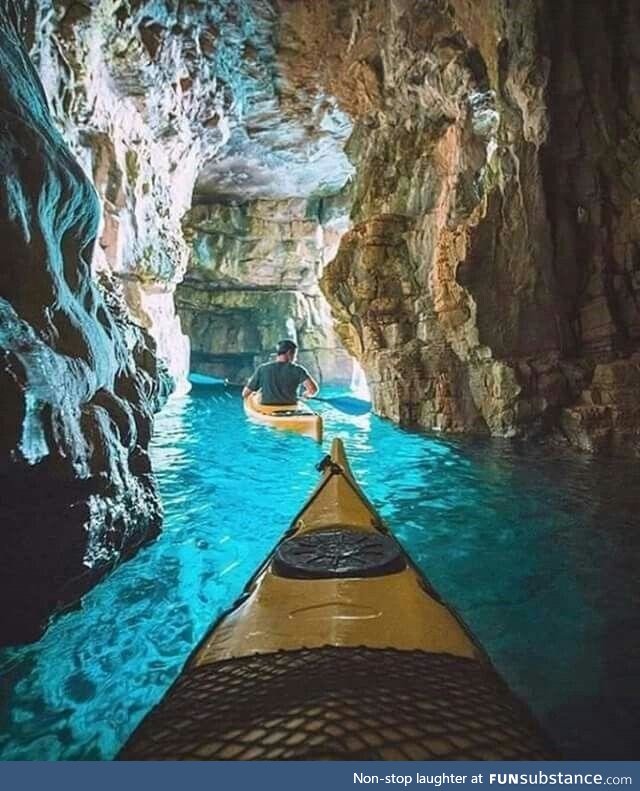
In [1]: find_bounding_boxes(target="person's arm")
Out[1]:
[302,377,318,397]
[243,368,261,399]
[301,373,319,398]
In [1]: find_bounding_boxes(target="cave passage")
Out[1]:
[2,0,640,766]
[1,389,638,761]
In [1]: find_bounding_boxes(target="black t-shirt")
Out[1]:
[246,361,310,405]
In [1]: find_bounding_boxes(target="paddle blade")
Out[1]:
[189,373,227,387]
[189,374,245,391]
[313,395,371,416]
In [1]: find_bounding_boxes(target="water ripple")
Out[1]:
[1,388,639,759]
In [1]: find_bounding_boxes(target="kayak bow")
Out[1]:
[120,438,555,761]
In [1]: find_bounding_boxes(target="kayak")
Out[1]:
[120,438,555,761]
[244,391,323,442]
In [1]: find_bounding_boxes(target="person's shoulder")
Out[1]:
[251,361,271,378]
[294,363,310,376]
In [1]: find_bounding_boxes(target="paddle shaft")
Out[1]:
[217,382,371,415]
[310,396,371,416]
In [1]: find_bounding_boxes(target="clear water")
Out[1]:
[1,387,639,760]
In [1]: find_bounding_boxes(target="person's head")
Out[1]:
[276,339,298,362]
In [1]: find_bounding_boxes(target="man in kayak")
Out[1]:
[242,339,319,405]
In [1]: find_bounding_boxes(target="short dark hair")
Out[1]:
[277,339,297,355]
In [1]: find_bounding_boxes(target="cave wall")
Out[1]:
[12,0,638,472]
[179,195,354,385]
[309,0,640,455]
[0,2,171,645]
[24,0,283,388]
[172,0,356,388]
[0,0,360,645]
[27,0,359,390]
[540,0,640,453]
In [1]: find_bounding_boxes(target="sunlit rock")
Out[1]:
[2,4,639,663]
[28,0,356,389]
[180,196,354,385]
[29,0,234,388]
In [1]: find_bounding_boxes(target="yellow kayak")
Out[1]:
[120,439,555,760]
[244,391,323,442]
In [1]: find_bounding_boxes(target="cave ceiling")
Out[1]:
[187,0,355,202]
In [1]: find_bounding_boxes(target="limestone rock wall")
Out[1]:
[1,0,639,650]
[24,0,245,387]
[179,197,354,385]
[539,0,640,454]
[27,0,357,391]
[25,0,297,387]
[0,0,357,644]
[0,2,171,645]
[314,0,640,455]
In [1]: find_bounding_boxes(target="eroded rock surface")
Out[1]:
[0,3,170,645]
[2,0,640,646]
[19,0,640,457]
[0,0,361,644]
[314,0,640,454]
[179,196,354,384]
[27,0,229,386]
[29,0,356,388]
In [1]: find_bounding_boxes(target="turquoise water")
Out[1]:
[1,386,639,759]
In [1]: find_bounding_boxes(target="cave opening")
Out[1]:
[156,0,377,399]
[176,181,362,394]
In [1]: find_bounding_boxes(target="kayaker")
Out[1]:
[242,340,319,405]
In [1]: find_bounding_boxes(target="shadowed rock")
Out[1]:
[314,0,640,455]
[0,3,171,645]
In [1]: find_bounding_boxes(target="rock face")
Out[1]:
[310,0,640,454]
[172,0,356,388]
[27,0,357,391]
[179,196,354,384]
[27,0,231,387]
[539,0,640,455]
[0,3,172,645]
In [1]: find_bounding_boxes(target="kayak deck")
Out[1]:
[120,439,556,761]
[244,392,323,442]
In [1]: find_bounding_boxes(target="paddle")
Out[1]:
[189,375,372,416]
[188,373,227,386]
[310,395,371,416]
